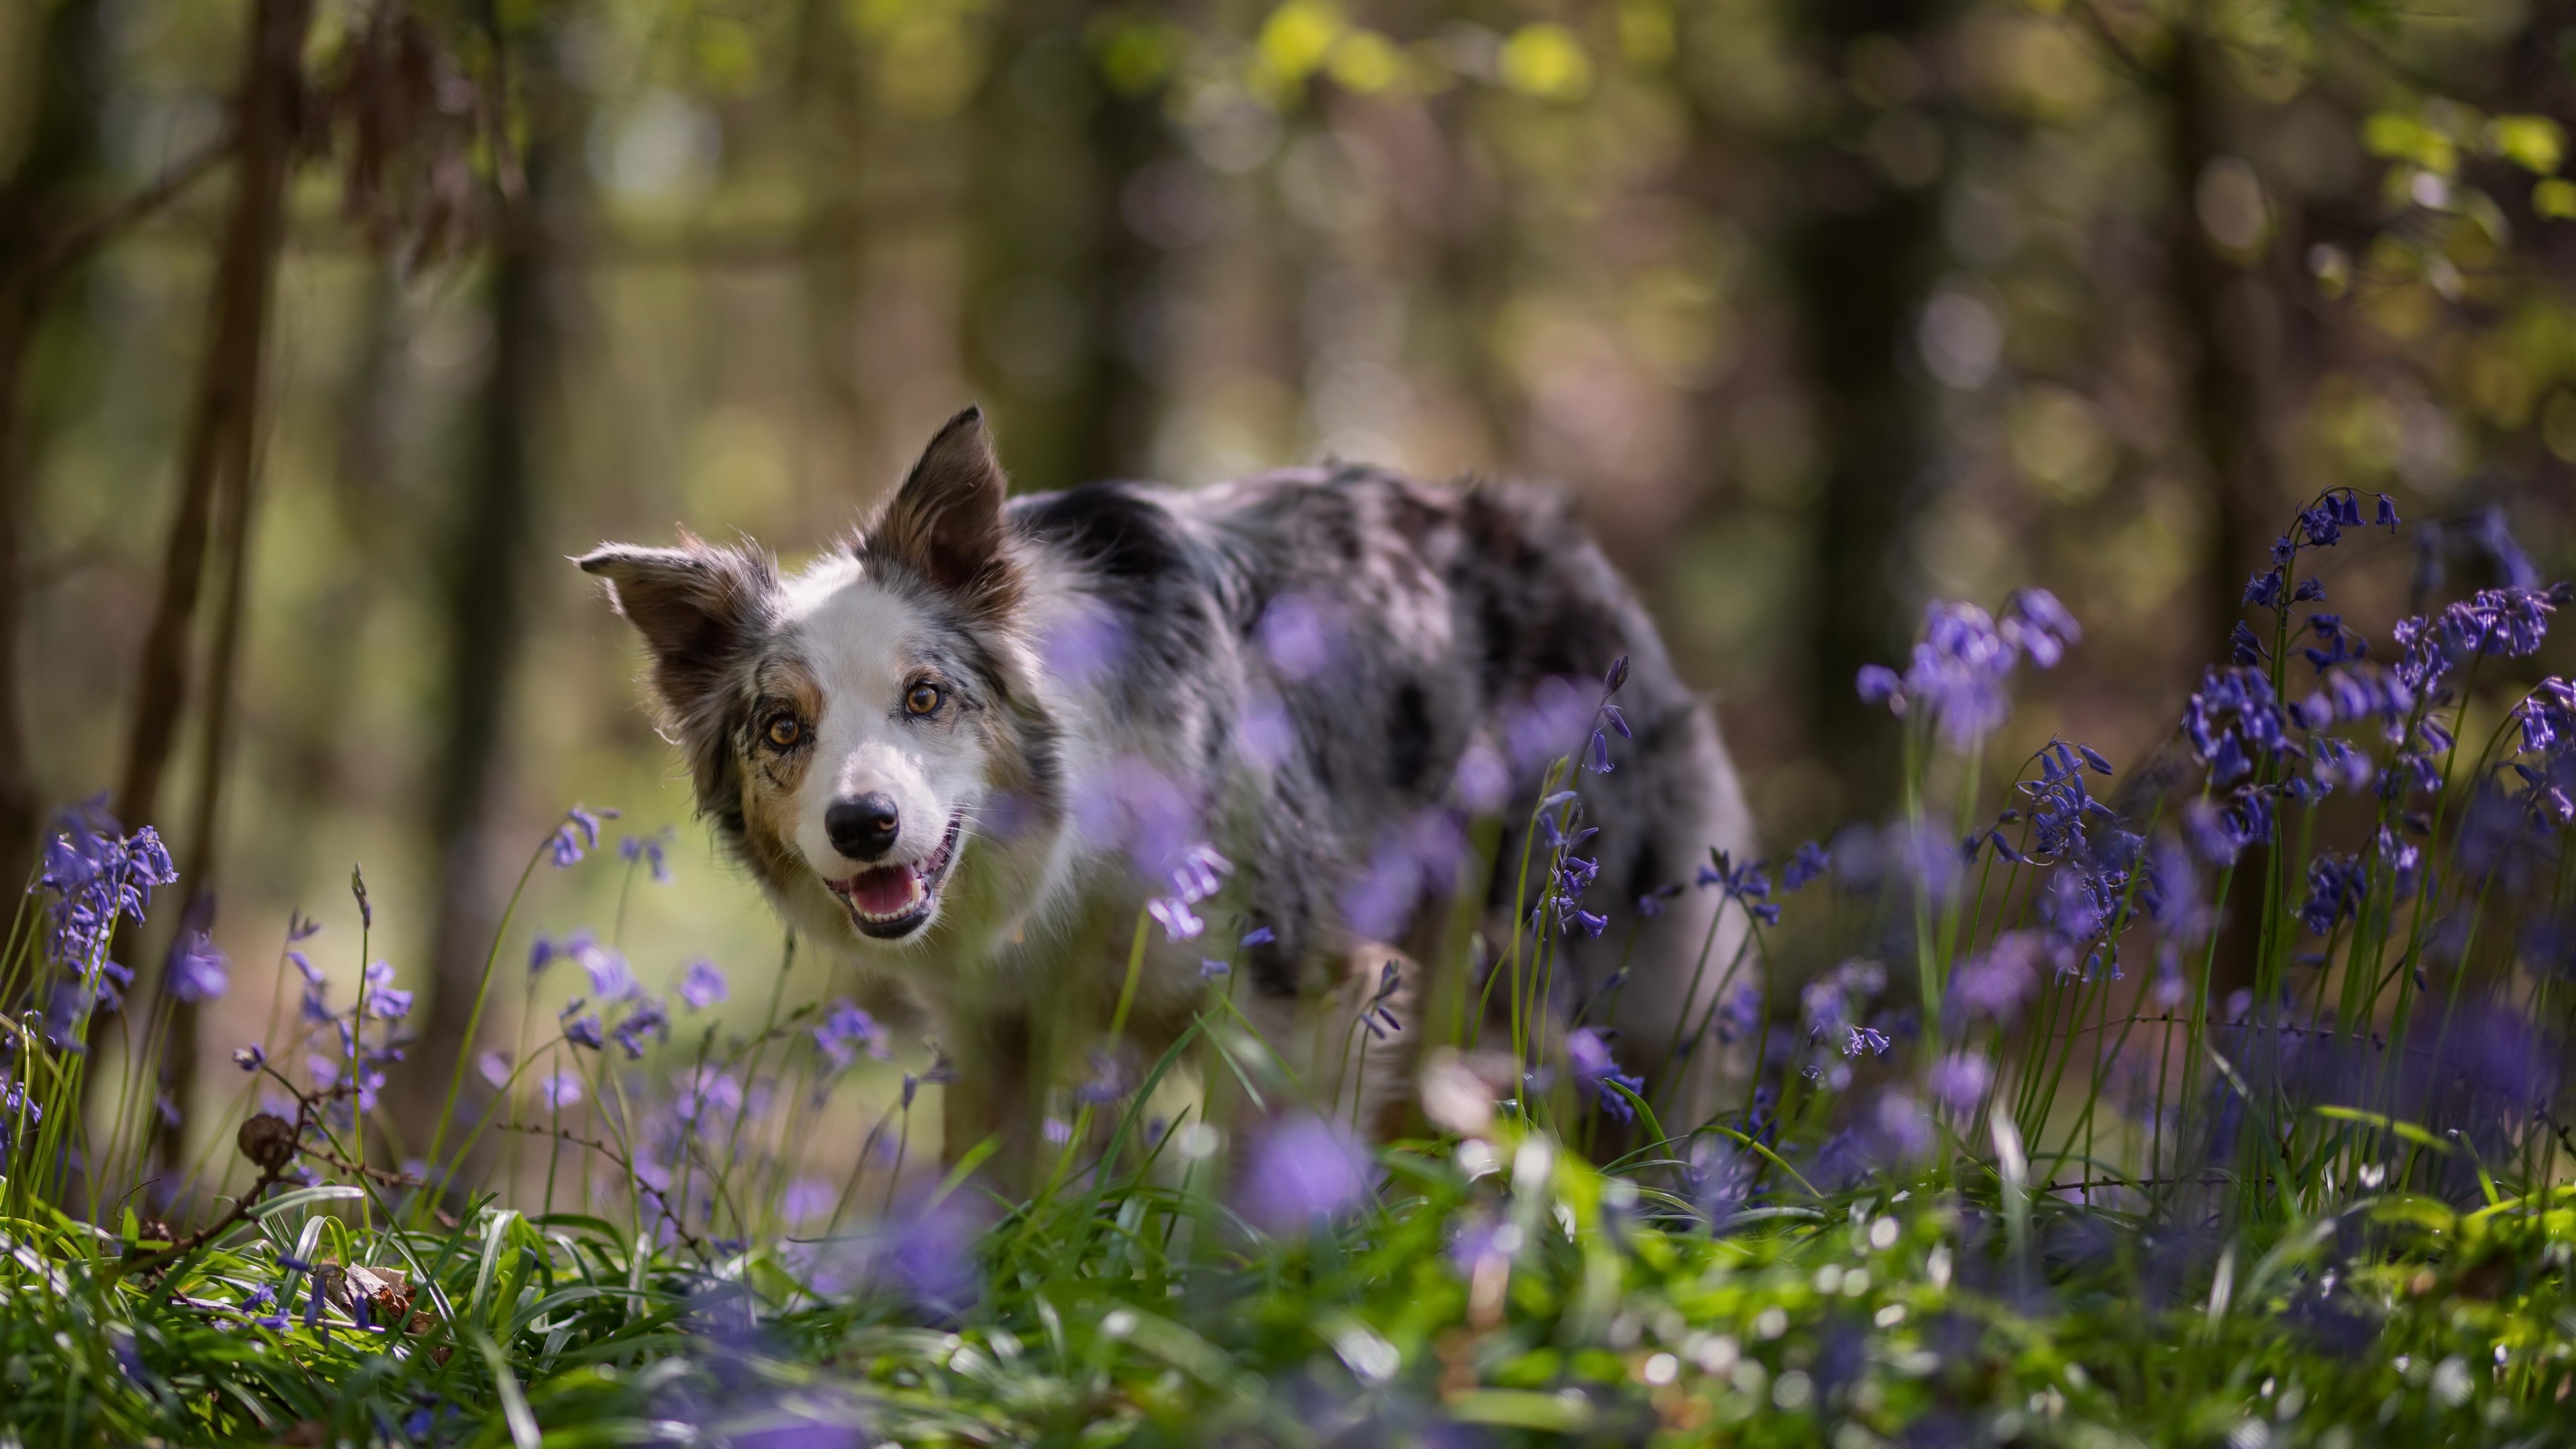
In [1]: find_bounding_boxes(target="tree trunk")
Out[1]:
[967,7,1167,491]
[104,0,312,1183]
[0,0,107,911]
[2162,17,2275,1003]
[113,0,311,845]
[404,132,564,1155]
[1785,0,1951,806]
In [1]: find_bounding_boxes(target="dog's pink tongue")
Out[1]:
[849,864,920,916]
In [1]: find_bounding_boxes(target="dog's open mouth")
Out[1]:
[826,813,963,940]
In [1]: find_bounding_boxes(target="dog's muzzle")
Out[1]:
[825,812,964,939]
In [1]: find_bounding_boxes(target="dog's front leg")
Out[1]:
[937,1010,1038,1197]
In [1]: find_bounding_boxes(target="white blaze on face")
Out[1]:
[787,576,985,886]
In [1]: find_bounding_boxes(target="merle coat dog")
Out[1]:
[581,408,1750,1178]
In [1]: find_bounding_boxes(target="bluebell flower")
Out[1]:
[1927,1051,1992,1114]
[573,936,637,1001]
[1801,959,1884,1043]
[1998,588,2081,667]
[168,928,229,1000]
[813,1000,885,1069]
[1856,664,1901,705]
[2182,666,2293,786]
[1359,962,1403,1039]
[1239,925,1275,949]
[1843,1025,1892,1058]
[610,999,667,1059]
[568,804,614,850]
[678,959,727,1010]
[2184,788,2274,867]
[1565,1027,1645,1122]
[1585,729,1613,774]
[1146,896,1204,940]
[1711,983,1763,1044]
[563,1015,605,1051]
[286,949,323,985]
[1949,934,2039,1023]
[1199,957,1230,979]
[1697,849,1780,924]
[1780,841,1829,893]
[232,1044,264,1072]
[619,830,672,883]
[2298,854,2367,937]
[541,1071,583,1109]
[1238,1115,1370,1234]
[2471,504,2537,589]
[1075,1049,1129,1104]
[362,960,410,1020]
[2518,678,2576,756]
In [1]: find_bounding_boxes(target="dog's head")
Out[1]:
[580,408,1053,955]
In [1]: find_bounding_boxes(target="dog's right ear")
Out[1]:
[576,535,777,718]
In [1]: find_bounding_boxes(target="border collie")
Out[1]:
[580,408,1750,1177]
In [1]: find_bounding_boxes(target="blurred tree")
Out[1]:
[1786,0,1953,796]
[118,0,317,1181]
[409,28,574,1154]
[967,5,1169,489]
[0,0,109,905]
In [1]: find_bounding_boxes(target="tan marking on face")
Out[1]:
[738,656,822,892]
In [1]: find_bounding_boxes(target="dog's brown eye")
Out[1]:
[904,684,942,716]
[765,715,800,749]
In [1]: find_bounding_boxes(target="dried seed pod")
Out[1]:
[237,1112,299,1171]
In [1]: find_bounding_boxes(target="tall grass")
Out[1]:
[1,494,2571,1444]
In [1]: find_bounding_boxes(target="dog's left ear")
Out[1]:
[869,406,1016,613]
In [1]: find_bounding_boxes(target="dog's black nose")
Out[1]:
[825,794,901,861]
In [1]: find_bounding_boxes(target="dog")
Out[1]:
[580,407,1751,1179]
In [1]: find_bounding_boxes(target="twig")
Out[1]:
[32,131,238,281]
[493,1121,712,1253]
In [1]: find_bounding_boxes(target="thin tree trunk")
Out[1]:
[2162,16,2275,1001]
[113,0,311,843]
[151,343,269,1179]
[405,131,563,1154]
[1786,1,1950,806]
[967,7,1167,490]
[0,0,107,908]
[96,0,311,1177]
[1063,83,1163,488]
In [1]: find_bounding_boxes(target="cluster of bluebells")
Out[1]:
[1856,589,2080,748]
[25,799,180,1048]
[1987,739,2116,862]
[537,929,682,1062]
[1526,658,1643,943]
[1532,791,1604,938]
[256,913,411,1130]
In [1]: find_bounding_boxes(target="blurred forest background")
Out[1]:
[3,0,2573,1166]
